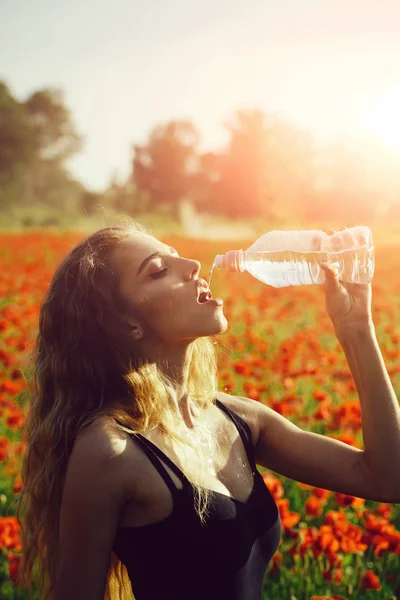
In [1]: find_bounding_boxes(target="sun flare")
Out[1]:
[361,86,400,152]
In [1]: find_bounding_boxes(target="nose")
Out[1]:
[184,258,201,279]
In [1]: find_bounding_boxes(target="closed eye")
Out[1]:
[149,268,168,279]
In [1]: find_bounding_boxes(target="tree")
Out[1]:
[0,81,83,211]
[24,89,81,161]
[21,88,82,207]
[103,172,148,215]
[200,109,316,221]
[132,120,200,218]
[0,83,35,185]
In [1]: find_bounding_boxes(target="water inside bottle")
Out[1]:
[243,246,374,288]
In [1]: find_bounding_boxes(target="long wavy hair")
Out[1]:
[15,218,220,600]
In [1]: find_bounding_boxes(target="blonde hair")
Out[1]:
[15,217,221,600]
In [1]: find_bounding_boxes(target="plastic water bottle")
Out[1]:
[213,226,374,288]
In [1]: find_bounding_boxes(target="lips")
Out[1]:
[196,279,212,303]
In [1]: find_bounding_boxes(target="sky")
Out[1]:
[1,0,400,191]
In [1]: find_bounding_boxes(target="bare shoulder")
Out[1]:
[74,415,128,457]
[72,416,142,504]
[215,391,261,450]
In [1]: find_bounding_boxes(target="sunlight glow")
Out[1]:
[361,85,400,152]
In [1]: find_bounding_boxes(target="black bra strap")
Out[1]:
[215,399,257,472]
[133,434,185,499]
[115,400,257,494]
[114,419,186,483]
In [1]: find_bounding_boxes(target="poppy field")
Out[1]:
[0,230,399,599]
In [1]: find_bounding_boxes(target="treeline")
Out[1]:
[1,80,400,227]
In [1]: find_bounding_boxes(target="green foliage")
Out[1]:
[130,110,322,221]
[133,120,202,218]
[0,83,35,180]
[24,89,81,161]
[0,81,84,217]
[2,79,400,231]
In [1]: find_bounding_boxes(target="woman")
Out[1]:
[16,220,400,600]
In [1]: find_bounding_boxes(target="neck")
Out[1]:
[150,341,201,429]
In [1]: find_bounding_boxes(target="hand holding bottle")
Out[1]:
[320,227,373,337]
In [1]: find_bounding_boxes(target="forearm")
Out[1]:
[337,322,400,500]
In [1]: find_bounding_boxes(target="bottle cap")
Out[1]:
[214,255,225,268]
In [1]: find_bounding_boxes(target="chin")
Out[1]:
[178,312,228,340]
[208,315,228,335]
[188,322,227,341]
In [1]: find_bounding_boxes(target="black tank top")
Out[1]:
[113,399,281,600]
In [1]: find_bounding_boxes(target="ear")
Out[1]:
[125,320,143,340]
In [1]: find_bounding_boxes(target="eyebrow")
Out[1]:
[136,246,178,276]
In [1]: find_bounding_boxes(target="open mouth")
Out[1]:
[197,290,212,303]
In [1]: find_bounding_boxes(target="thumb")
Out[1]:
[320,261,340,292]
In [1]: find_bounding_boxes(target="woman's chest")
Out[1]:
[118,409,256,529]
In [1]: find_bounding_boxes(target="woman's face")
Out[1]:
[111,233,228,344]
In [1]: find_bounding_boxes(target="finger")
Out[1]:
[320,261,340,291]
